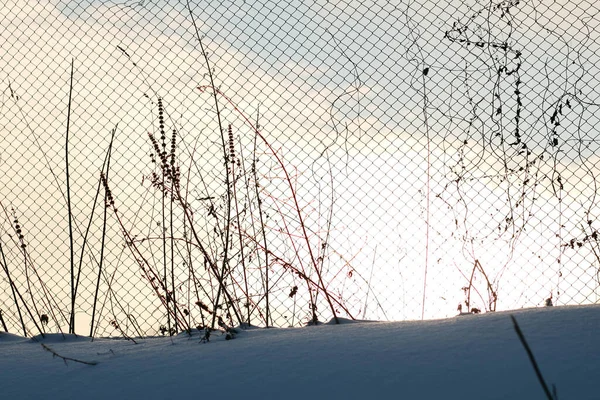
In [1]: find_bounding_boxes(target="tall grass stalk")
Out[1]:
[168,127,179,333]
[250,116,270,326]
[157,98,172,335]
[90,125,117,337]
[65,59,76,334]
[0,235,28,335]
[228,124,251,325]
[62,59,105,335]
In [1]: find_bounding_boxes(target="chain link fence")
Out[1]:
[1,0,600,337]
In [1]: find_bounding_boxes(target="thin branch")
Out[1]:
[41,343,98,366]
[0,309,8,332]
[511,315,555,400]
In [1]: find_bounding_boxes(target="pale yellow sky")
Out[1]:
[2,0,600,335]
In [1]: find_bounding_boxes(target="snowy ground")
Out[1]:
[1,305,598,399]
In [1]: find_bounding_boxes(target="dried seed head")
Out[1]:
[228,124,235,164]
[170,129,177,158]
[101,172,115,208]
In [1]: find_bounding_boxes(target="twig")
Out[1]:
[510,315,555,400]
[41,343,98,366]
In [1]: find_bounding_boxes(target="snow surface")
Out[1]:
[1,305,598,399]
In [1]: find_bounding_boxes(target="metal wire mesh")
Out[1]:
[1,0,600,337]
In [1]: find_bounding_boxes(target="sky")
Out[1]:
[1,0,600,336]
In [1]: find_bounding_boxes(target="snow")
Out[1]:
[1,305,598,399]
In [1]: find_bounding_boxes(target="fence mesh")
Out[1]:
[1,0,600,337]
